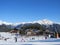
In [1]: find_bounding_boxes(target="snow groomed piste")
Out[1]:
[0,41,60,45]
[0,38,60,45]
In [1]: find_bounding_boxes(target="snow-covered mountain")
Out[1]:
[33,19,54,25]
[0,19,60,32]
[0,19,57,25]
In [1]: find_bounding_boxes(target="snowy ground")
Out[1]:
[0,42,60,45]
[0,32,60,45]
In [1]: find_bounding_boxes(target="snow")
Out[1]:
[14,19,54,25]
[0,41,60,45]
[1,19,60,26]
[0,32,60,45]
[0,19,54,25]
[33,19,53,25]
[0,32,49,42]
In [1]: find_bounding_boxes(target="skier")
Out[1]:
[15,37,17,42]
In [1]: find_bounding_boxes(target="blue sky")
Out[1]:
[0,0,60,23]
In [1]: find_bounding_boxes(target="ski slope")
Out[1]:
[0,32,60,45]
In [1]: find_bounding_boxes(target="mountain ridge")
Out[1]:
[0,19,60,33]
[0,19,58,25]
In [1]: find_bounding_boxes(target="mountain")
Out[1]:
[0,24,14,32]
[0,19,60,33]
[0,19,58,25]
[33,19,54,25]
[15,19,60,34]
